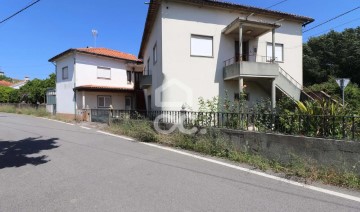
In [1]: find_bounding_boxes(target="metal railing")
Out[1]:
[278,66,303,90]
[223,54,276,67]
[102,109,360,142]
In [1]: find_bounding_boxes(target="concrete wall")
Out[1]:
[146,1,304,110]
[223,129,360,174]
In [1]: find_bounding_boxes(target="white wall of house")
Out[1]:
[142,1,304,110]
[75,53,134,89]
[142,5,163,110]
[55,52,135,115]
[56,54,76,115]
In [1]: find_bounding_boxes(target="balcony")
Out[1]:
[140,75,152,89]
[223,55,279,80]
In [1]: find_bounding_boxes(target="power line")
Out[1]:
[266,0,289,9]
[308,17,360,37]
[303,6,360,33]
[0,0,41,25]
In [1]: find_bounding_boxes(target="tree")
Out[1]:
[304,27,360,86]
[0,86,14,103]
[19,73,56,104]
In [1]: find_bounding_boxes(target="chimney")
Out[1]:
[24,76,30,81]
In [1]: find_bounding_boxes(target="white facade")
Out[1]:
[54,51,137,116]
[140,0,312,111]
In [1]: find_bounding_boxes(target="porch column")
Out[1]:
[82,91,85,109]
[271,79,276,109]
[239,78,244,94]
[239,23,243,61]
[272,28,276,62]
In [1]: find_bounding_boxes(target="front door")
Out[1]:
[235,41,249,61]
[134,72,142,90]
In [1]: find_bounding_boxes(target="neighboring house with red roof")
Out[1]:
[49,47,144,119]
[10,77,30,89]
[0,80,13,87]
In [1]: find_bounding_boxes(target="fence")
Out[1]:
[90,109,360,141]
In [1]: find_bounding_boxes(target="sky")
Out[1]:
[0,0,359,80]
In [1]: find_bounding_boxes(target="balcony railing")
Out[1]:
[224,54,277,67]
[223,54,279,80]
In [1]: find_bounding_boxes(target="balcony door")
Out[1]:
[235,41,249,62]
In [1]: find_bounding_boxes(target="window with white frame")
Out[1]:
[98,96,112,108]
[153,43,157,64]
[266,43,284,62]
[62,66,68,80]
[190,35,213,57]
[97,66,111,79]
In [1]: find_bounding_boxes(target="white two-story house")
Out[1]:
[49,47,144,119]
[139,0,314,111]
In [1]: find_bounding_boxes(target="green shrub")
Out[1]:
[109,120,159,143]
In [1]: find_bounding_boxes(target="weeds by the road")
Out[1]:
[106,119,360,190]
[0,105,71,123]
[0,105,48,117]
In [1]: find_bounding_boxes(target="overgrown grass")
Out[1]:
[0,105,76,123]
[106,119,360,190]
[0,105,49,117]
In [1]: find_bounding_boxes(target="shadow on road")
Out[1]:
[0,137,59,169]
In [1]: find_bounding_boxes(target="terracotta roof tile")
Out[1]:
[0,80,13,87]
[49,47,141,62]
[76,48,140,62]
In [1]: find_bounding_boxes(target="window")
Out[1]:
[125,96,133,110]
[62,66,68,80]
[127,71,132,84]
[191,35,213,57]
[97,66,111,79]
[153,43,157,64]
[98,96,112,108]
[147,58,151,75]
[266,43,284,62]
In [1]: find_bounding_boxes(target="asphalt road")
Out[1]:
[0,113,360,212]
